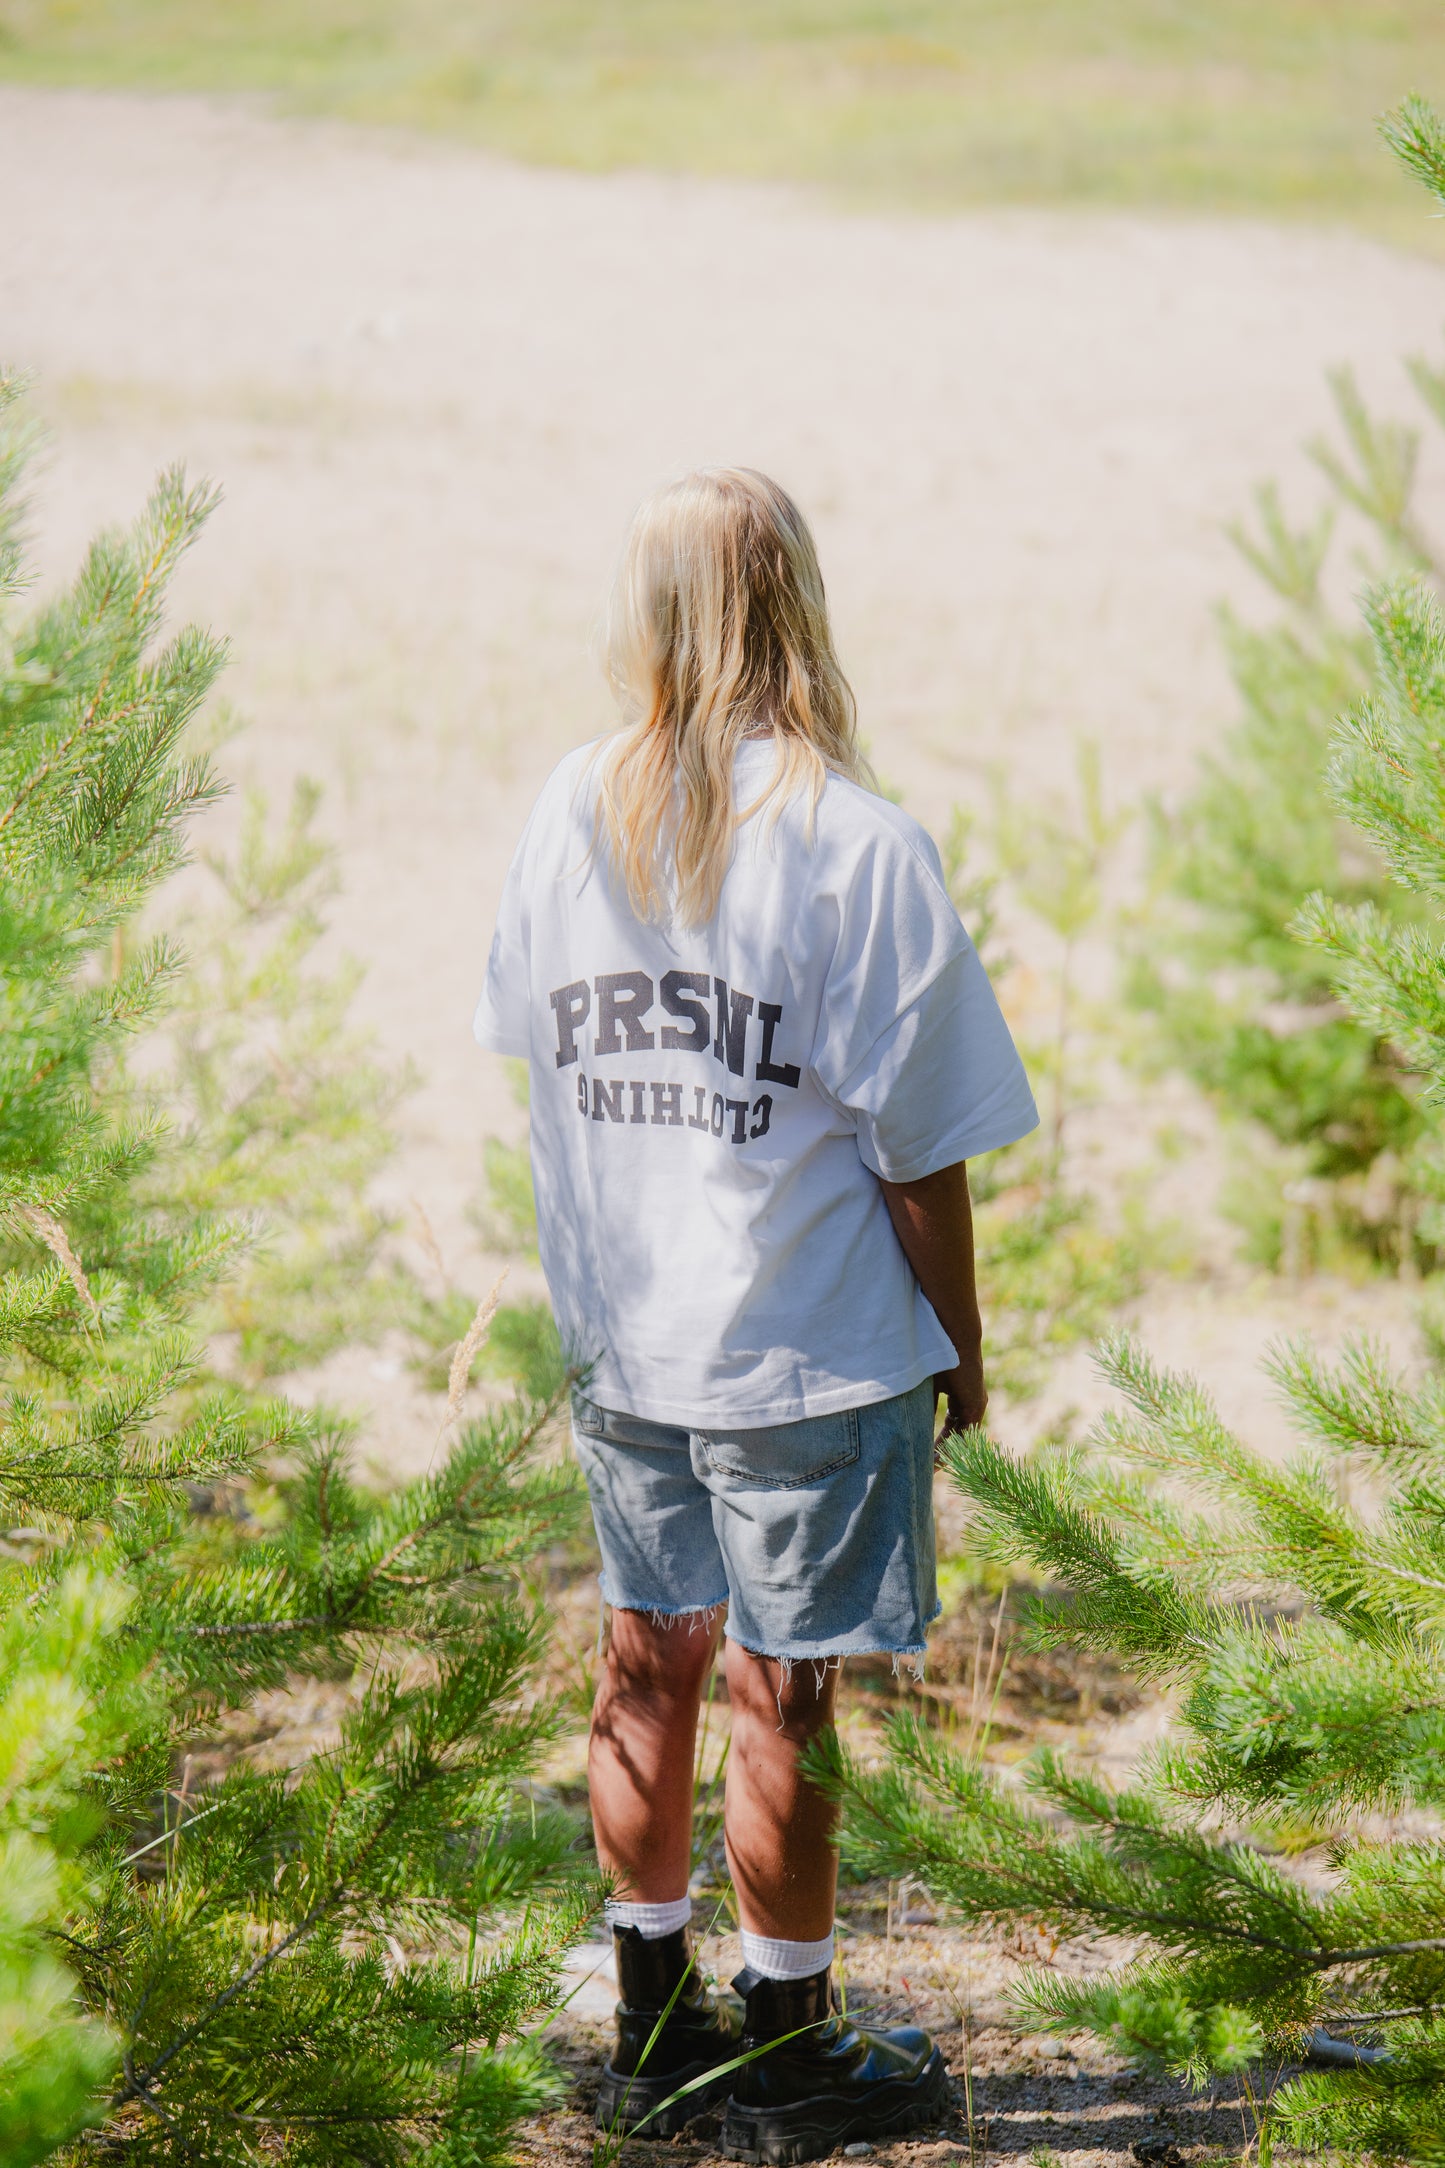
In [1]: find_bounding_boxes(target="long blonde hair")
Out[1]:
[594,467,873,925]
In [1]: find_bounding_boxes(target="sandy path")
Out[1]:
[6,84,1445,1451]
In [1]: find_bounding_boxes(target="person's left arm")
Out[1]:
[878,1158,986,1439]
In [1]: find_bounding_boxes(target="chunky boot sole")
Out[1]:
[720,2049,949,2165]
[596,2056,733,2140]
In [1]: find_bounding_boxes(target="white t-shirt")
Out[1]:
[474,739,1037,1427]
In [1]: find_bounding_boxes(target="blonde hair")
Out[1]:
[594,467,874,925]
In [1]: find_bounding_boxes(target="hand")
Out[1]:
[879,1162,988,1462]
[934,1351,987,1460]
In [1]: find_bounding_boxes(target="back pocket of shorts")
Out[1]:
[698,1408,860,1489]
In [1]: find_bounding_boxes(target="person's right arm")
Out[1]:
[878,1158,986,1440]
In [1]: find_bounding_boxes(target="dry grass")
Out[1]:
[442,1269,507,1425]
[3,1,1445,239]
[17,1201,100,1319]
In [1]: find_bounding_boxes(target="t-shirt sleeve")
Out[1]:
[839,943,1039,1180]
[813,824,1038,1182]
[472,811,536,1059]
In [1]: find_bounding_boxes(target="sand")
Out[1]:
[7,85,1445,1321]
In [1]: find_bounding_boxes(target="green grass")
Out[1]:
[2,1,1444,235]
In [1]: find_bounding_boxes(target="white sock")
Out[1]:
[605,1896,693,1939]
[740,1928,835,1981]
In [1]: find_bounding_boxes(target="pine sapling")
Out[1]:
[0,382,592,2165]
[832,102,1445,2168]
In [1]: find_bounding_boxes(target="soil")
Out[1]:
[5,81,1442,2161]
[213,1570,1296,2167]
[524,1985,1270,2168]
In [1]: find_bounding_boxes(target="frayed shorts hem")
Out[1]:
[600,1595,942,1669]
[602,1584,729,1624]
[722,1601,941,1669]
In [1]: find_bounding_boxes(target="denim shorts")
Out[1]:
[569,1380,939,1664]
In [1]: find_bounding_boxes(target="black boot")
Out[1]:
[596,1925,741,2139]
[721,1966,948,2165]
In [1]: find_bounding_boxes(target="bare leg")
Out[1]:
[723,1642,841,1941]
[589,1607,721,1900]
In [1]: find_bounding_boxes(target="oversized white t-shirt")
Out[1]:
[474,739,1037,1427]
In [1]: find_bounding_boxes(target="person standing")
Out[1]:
[474,468,1036,2163]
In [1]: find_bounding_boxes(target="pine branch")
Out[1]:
[1266,1333,1437,1462]
[1381,95,1445,213]
[941,1423,1214,1673]
[0,471,221,839]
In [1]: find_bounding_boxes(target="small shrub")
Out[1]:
[0,387,589,2163]
[829,103,1445,2165]
[1132,291,1445,1270]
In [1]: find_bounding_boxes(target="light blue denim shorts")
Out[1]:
[569,1381,939,1665]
